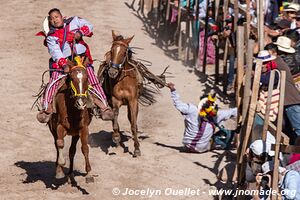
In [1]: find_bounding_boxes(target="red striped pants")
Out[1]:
[42,66,107,109]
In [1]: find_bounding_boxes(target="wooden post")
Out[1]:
[156,0,162,30]
[245,0,251,39]
[262,70,275,141]
[238,60,262,182]
[166,0,171,21]
[271,71,286,199]
[214,0,220,85]
[184,0,191,64]
[236,26,244,123]
[194,0,200,66]
[202,0,210,73]
[234,0,238,32]
[257,0,264,50]
[241,39,254,125]
[177,1,183,60]
[222,0,229,93]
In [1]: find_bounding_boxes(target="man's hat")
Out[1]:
[254,50,276,63]
[274,36,296,54]
[283,3,300,12]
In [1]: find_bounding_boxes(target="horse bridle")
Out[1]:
[109,41,129,69]
[69,65,88,98]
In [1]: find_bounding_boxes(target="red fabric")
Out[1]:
[57,58,67,68]
[80,25,92,37]
[36,31,46,37]
[266,60,278,71]
[48,25,75,49]
[289,153,300,165]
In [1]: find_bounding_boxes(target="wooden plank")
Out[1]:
[272,71,286,199]
[236,26,244,123]
[257,113,290,145]
[238,60,262,182]
[262,70,275,141]
[241,39,254,125]
[271,144,300,154]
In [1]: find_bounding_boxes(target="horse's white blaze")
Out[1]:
[116,46,121,55]
[77,72,83,94]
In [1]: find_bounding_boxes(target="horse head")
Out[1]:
[67,58,89,110]
[108,30,134,79]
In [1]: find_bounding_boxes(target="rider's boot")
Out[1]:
[36,103,53,123]
[92,97,114,121]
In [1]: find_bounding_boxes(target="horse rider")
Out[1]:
[36,8,113,123]
[167,82,237,153]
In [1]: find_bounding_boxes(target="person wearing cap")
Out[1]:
[259,161,300,200]
[36,8,113,123]
[255,50,278,89]
[245,131,276,183]
[273,37,300,143]
[283,3,300,29]
[166,82,237,153]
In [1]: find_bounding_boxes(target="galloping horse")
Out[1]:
[48,57,94,183]
[98,31,144,157]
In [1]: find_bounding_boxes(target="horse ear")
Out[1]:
[112,30,118,41]
[124,35,134,45]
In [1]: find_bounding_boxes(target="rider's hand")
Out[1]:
[167,82,176,92]
[62,65,70,74]
[74,31,82,41]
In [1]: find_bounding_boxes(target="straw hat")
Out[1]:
[283,3,300,12]
[274,36,296,54]
[255,50,276,63]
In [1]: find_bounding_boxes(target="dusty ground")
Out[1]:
[0,0,236,199]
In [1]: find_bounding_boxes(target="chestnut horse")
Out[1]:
[98,32,145,157]
[48,59,94,183]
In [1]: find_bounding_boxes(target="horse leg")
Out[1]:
[112,99,122,145]
[55,124,66,179]
[80,127,94,183]
[68,135,79,184]
[128,100,140,157]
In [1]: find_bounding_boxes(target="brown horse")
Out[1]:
[98,31,146,157]
[48,59,94,183]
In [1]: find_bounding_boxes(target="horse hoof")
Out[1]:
[58,158,66,166]
[112,137,121,146]
[55,172,65,179]
[85,176,94,183]
[133,149,141,157]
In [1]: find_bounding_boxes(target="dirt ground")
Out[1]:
[0,0,236,199]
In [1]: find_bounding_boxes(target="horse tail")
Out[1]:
[138,84,159,106]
